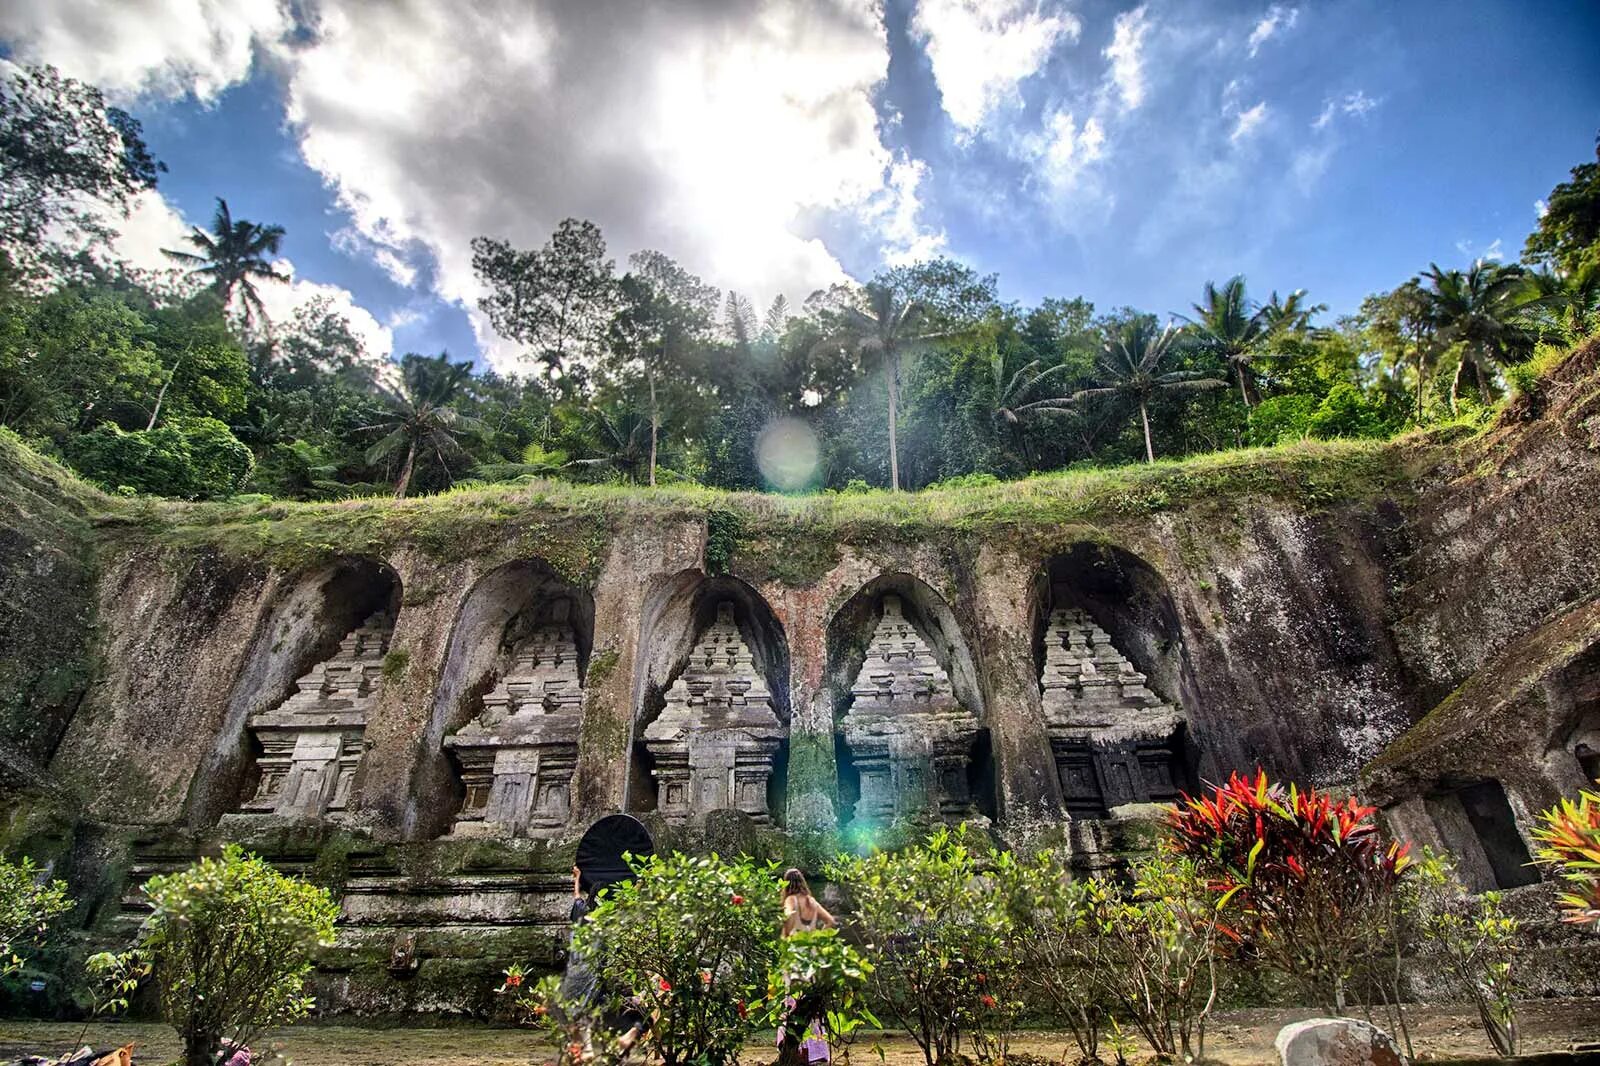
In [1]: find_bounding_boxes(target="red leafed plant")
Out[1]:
[1530,785,1600,926]
[1165,769,1412,1013]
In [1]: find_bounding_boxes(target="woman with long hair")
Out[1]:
[777,868,837,1065]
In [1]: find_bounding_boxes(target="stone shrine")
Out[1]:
[642,601,785,822]
[1039,606,1186,817]
[444,603,585,837]
[839,595,982,826]
[239,612,393,820]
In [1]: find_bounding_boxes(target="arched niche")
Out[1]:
[410,559,595,840]
[825,573,993,828]
[627,571,791,824]
[1544,640,1600,789]
[187,556,402,827]
[1030,542,1197,817]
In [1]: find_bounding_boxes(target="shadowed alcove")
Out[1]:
[186,556,402,827]
[1030,542,1198,817]
[410,559,595,840]
[825,573,993,828]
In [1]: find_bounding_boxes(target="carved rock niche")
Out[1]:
[445,600,585,838]
[1039,606,1186,818]
[240,612,394,820]
[840,595,982,827]
[643,601,786,823]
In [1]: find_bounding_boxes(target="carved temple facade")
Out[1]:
[1038,606,1188,818]
[239,613,394,820]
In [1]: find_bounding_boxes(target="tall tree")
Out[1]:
[0,64,163,272]
[1259,289,1328,335]
[362,353,484,498]
[471,218,618,375]
[991,351,1075,466]
[1184,276,1273,407]
[1068,321,1225,463]
[1421,262,1537,408]
[1361,279,1436,422]
[1524,132,1600,278]
[606,250,719,486]
[819,282,934,491]
[163,198,287,324]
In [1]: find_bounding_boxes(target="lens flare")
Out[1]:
[755,417,819,492]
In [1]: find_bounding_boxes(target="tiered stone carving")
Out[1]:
[643,602,785,823]
[241,613,392,819]
[445,604,584,837]
[1039,607,1186,817]
[840,596,982,826]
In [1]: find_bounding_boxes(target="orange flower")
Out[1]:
[659,977,672,992]
[506,972,523,988]
[980,994,997,1008]
[731,893,745,905]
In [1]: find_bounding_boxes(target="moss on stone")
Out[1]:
[584,648,619,689]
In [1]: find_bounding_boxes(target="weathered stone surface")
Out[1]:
[444,606,584,838]
[1274,1017,1405,1066]
[840,595,981,826]
[643,601,785,823]
[1039,606,1186,817]
[238,612,393,820]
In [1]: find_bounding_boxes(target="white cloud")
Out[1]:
[1103,5,1150,111]
[259,259,395,361]
[1535,199,1549,219]
[1246,5,1298,58]
[1031,110,1107,192]
[1229,100,1269,143]
[866,159,949,266]
[913,0,1080,133]
[1312,89,1378,130]
[1455,236,1504,263]
[0,0,290,102]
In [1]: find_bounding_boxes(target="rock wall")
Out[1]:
[5,340,1600,1013]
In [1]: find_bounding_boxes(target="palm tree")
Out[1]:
[163,198,288,323]
[362,354,484,498]
[824,282,938,490]
[991,352,1075,467]
[1259,289,1328,335]
[1421,262,1537,409]
[1184,276,1272,408]
[1068,321,1226,463]
[565,406,650,483]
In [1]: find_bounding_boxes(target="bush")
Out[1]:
[1307,382,1396,440]
[574,853,782,1066]
[0,856,72,979]
[1165,770,1411,1013]
[1248,393,1318,446]
[827,825,1014,1066]
[1531,784,1600,926]
[1408,852,1521,1056]
[66,417,252,499]
[770,928,876,1065]
[140,845,339,1066]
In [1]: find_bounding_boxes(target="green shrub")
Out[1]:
[1408,851,1521,1056]
[770,928,876,1065]
[1248,394,1318,446]
[827,825,1015,1066]
[1307,382,1396,440]
[574,853,782,1066]
[140,844,339,1066]
[66,418,252,499]
[0,856,72,979]
[174,416,254,497]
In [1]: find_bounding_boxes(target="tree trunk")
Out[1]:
[147,362,178,430]
[648,371,659,488]
[184,1029,221,1066]
[1236,364,1256,409]
[1140,400,1155,463]
[395,439,416,499]
[887,348,901,491]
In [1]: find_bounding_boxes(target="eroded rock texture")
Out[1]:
[643,602,785,823]
[839,595,981,826]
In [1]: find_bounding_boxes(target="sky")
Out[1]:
[2,0,1597,373]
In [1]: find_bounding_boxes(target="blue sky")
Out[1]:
[3,0,1597,371]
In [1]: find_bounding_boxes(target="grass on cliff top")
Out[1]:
[63,430,1450,577]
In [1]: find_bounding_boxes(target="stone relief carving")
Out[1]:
[1039,606,1186,817]
[839,595,982,827]
[643,601,785,823]
[240,612,393,820]
[445,602,584,838]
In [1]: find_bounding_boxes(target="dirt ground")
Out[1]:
[3,1000,1598,1065]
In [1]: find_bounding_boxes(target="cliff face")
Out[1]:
[4,339,1599,1014]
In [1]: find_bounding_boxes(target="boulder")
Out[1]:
[1275,1017,1406,1066]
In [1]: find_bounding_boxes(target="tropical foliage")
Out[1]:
[138,845,339,1066]
[0,856,72,980]
[1531,784,1600,927]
